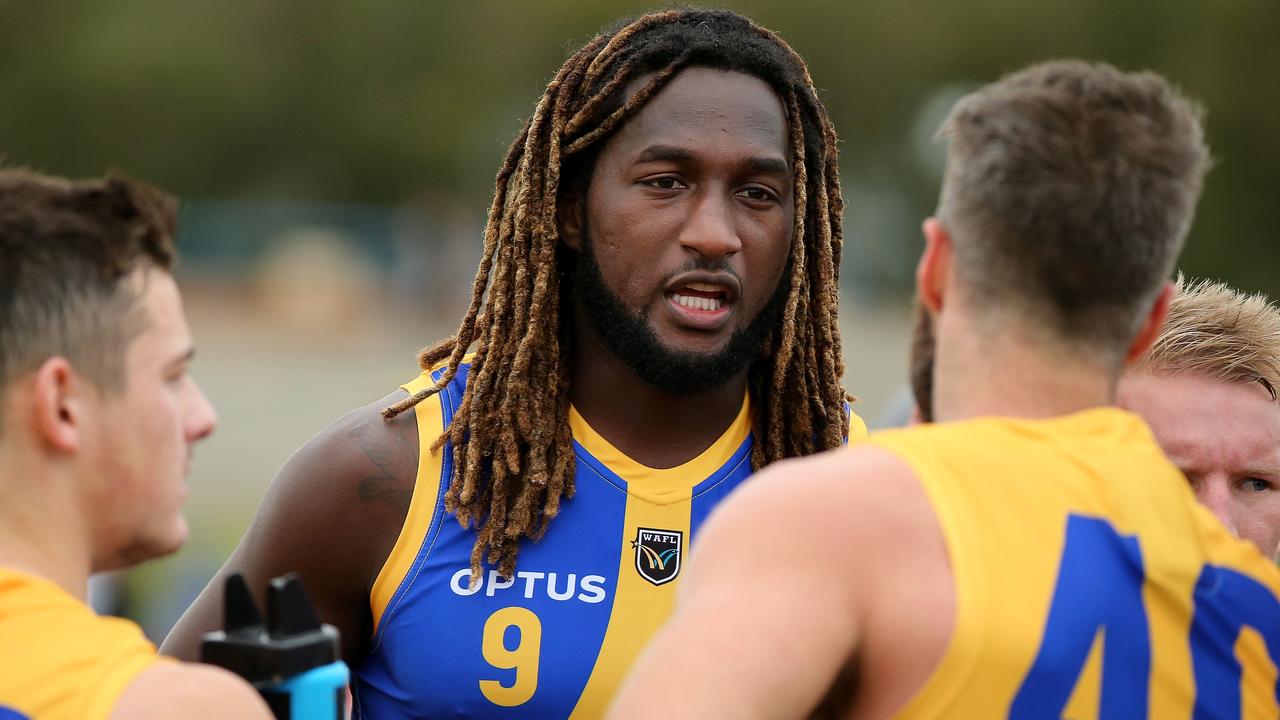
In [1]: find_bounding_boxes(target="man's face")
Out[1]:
[1118,371,1280,559]
[87,269,216,569]
[571,66,794,393]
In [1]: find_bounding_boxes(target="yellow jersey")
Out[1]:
[869,408,1280,719]
[0,567,162,720]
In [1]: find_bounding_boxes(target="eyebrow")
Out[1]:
[745,157,790,176]
[635,145,698,164]
[634,144,790,176]
[166,346,196,369]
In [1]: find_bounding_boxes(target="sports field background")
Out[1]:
[4,0,1277,638]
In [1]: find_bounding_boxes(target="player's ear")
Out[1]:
[916,217,952,314]
[29,357,90,453]
[557,186,585,251]
[1124,281,1174,365]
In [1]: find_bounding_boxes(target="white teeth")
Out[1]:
[673,294,723,311]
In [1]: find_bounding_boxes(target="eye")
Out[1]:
[1241,478,1273,493]
[642,176,687,191]
[736,186,779,203]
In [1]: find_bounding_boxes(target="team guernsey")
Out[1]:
[0,567,164,720]
[869,408,1280,719]
[353,362,867,718]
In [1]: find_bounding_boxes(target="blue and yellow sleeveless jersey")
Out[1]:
[352,362,866,718]
[0,566,163,720]
[867,408,1280,719]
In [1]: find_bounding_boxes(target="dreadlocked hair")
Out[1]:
[383,8,850,579]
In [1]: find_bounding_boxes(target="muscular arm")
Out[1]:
[609,447,931,720]
[160,390,419,665]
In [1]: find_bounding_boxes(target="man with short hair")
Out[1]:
[909,254,1280,563]
[1118,276,1280,559]
[614,60,1280,718]
[0,171,271,718]
[162,9,865,717]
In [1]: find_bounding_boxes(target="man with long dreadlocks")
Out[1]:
[162,8,862,717]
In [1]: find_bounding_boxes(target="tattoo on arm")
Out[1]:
[354,418,416,511]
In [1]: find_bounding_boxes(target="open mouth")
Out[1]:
[668,282,730,312]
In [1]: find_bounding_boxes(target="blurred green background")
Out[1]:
[4,0,1276,637]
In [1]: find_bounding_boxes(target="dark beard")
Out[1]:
[572,233,788,395]
[909,299,936,423]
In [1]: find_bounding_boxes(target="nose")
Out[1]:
[186,379,218,443]
[1194,475,1239,536]
[678,192,741,261]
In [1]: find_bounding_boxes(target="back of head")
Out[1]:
[937,60,1210,364]
[0,170,177,417]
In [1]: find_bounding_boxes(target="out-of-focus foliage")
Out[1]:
[2,0,1276,294]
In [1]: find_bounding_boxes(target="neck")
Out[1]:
[570,318,747,470]
[0,453,92,600]
[933,316,1118,423]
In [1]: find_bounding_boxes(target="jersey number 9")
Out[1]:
[480,606,543,707]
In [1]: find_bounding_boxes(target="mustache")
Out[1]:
[660,258,740,286]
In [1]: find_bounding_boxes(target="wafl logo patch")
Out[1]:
[633,527,682,586]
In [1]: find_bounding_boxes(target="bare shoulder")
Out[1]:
[679,445,952,719]
[620,448,933,718]
[682,445,933,602]
[269,388,421,513]
[161,388,424,662]
[112,662,272,719]
[714,445,925,545]
[744,444,918,496]
[240,388,422,592]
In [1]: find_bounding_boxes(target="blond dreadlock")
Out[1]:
[384,8,850,578]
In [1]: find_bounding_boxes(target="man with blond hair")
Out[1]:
[1119,276,1280,558]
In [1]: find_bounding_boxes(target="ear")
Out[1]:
[557,185,585,251]
[29,357,92,454]
[916,217,953,314]
[1124,281,1174,365]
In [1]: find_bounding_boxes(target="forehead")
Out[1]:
[125,268,190,360]
[1119,371,1280,472]
[606,66,790,162]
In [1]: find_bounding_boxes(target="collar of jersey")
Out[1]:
[568,392,751,504]
[985,406,1151,441]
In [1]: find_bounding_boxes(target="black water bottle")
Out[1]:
[200,573,349,719]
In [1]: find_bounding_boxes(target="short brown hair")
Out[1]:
[938,60,1210,361]
[0,170,177,397]
[1134,275,1280,400]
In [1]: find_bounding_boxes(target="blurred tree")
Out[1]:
[1,0,1275,294]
